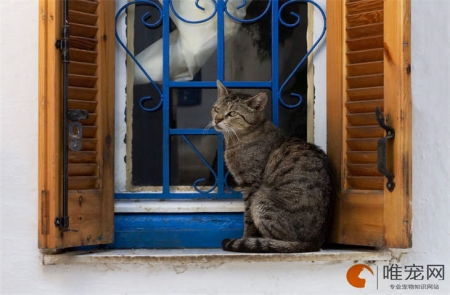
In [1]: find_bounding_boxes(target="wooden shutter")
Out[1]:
[38,0,115,250]
[327,0,411,248]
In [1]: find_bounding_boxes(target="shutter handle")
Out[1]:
[375,107,395,192]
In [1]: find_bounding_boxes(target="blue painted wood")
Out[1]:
[114,192,242,200]
[162,0,171,195]
[108,213,244,249]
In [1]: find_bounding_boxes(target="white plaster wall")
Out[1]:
[1,0,449,294]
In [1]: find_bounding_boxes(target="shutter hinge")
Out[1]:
[54,216,69,229]
[55,21,70,64]
[54,216,78,232]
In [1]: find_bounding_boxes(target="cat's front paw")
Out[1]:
[222,238,233,251]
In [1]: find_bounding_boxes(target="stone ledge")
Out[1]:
[42,248,392,265]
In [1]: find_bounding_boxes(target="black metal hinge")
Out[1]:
[55,21,70,64]
[54,216,70,229]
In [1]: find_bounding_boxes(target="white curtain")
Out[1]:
[134,0,253,84]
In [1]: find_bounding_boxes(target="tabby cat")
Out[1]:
[211,80,333,253]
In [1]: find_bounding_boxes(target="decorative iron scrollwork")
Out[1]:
[278,0,326,109]
[115,0,164,112]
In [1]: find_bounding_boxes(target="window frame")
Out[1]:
[113,0,316,249]
[38,0,412,251]
[116,0,315,194]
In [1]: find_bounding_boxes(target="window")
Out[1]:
[38,0,411,250]
[112,0,312,248]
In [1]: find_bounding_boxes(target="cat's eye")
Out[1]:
[213,107,220,113]
[228,111,238,117]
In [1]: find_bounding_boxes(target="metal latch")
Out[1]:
[68,110,88,151]
[375,107,395,192]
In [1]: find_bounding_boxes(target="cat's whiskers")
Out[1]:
[203,122,215,136]
[222,124,239,142]
[228,127,240,141]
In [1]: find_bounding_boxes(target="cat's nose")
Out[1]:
[215,117,223,124]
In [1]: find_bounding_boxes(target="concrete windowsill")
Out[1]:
[42,248,392,265]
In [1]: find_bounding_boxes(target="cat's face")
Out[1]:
[211,81,268,137]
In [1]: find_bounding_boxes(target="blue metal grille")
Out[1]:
[115,0,326,200]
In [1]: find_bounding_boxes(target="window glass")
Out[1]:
[127,1,308,190]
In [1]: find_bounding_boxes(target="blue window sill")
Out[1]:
[109,199,245,249]
[42,248,392,265]
[109,212,244,249]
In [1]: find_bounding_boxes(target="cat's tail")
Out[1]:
[222,238,320,253]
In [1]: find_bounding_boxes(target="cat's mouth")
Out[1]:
[213,122,224,131]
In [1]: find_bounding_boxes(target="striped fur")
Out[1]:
[212,81,333,253]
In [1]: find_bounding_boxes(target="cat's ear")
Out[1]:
[246,92,268,111]
[216,80,229,98]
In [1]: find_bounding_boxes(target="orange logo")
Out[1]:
[346,264,374,288]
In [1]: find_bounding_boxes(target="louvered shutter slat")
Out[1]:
[347,73,383,88]
[346,10,383,27]
[68,100,97,113]
[76,139,97,151]
[347,151,378,164]
[347,86,383,100]
[69,74,98,88]
[347,164,381,176]
[347,23,383,39]
[69,61,98,75]
[68,163,97,176]
[347,126,384,138]
[346,0,383,14]
[70,23,98,38]
[68,87,97,100]
[346,99,384,113]
[347,113,379,125]
[69,0,98,14]
[346,177,384,190]
[69,10,98,25]
[70,36,97,51]
[70,48,97,63]
[347,138,378,151]
[347,35,383,51]
[68,151,98,163]
[347,61,383,76]
[80,113,97,125]
[347,48,383,63]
